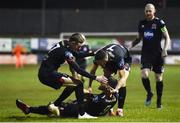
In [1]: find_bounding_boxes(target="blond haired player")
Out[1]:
[129,3,170,109]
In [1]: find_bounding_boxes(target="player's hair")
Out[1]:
[94,50,107,61]
[69,33,86,43]
[98,77,117,96]
[145,3,156,12]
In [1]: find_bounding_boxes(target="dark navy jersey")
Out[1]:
[85,93,117,116]
[138,17,166,56]
[94,44,131,73]
[40,40,96,79]
[60,93,117,117]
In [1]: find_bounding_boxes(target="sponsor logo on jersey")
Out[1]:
[144,30,154,40]
[152,24,157,29]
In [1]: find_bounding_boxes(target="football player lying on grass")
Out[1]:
[16,77,118,118]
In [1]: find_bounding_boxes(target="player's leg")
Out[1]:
[154,73,163,109]
[51,72,96,118]
[16,99,49,115]
[49,73,83,108]
[62,77,97,118]
[39,70,96,118]
[16,99,59,116]
[141,62,153,106]
[153,58,164,109]
[16,99,30,114]
[116,67,130,117]
[53,73,84,106]
[15,55,20,68]
[38,71,80,116]
[54,87,76,106]
[19,55,23,68]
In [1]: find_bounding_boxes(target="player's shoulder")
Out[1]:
[106,43,119,48]
[139,19,146,24]
[154,17,165,25]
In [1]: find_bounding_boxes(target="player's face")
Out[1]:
[70,42,83,51]
[145,7,155,20]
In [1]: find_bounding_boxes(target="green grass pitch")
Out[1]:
[0,64,180,122]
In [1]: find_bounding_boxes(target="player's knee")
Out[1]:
[78,81,83,86]
[76,81,84,90]
[121,84,126,87]
[141,70,149,78]
[75,79,83,86]
[155,74,163,81]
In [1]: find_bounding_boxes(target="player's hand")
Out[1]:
[89,50,95,56]
[96,75,108,84]
[162,50,168,57]
[88,87,93,93]
[110,88,119,94]
[83,88,90,93]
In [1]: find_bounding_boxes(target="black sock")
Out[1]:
[54,87,75,106]
[29,106,50,115]
[142,78,152,94]
[75,82,85,115]
[156,81,163,104]
[118,87,126,109]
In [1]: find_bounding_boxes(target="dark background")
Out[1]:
[0,0,179,37]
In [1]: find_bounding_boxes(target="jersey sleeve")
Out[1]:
[116,58,125,70]
[159,19,167,33]
[159,19,166,28]
[138,21,143,34]
[64,50,96,79]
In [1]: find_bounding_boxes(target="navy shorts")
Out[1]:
[141,56,164,74]
[38,69,71,90]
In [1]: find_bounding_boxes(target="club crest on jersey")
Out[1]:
[144,30,154,40]
[152,24,157,29]
[65,51,73,60]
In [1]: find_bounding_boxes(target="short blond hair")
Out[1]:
[145,3,156,13]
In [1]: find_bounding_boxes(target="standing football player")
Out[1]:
[129,3,170,109]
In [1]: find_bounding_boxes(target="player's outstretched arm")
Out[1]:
[67,59,108,84]
[129,33,142,50]
[88,64,98,92]
[112,69,129,93]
